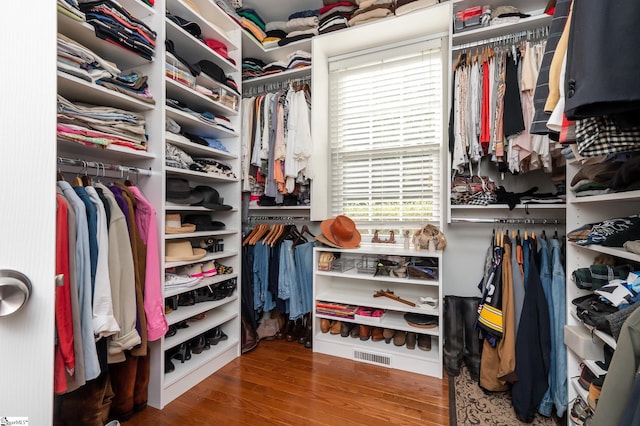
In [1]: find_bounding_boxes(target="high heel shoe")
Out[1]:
[189,335,207,354]
[205,327,228,346]
[172,343,191,363]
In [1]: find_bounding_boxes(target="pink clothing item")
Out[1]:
[129,186,168,341]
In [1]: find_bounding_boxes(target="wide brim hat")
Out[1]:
[319,215,361,248]
[315,233,343,249]
[165,214,196,234]
[165,241,207,262]
[192,186,232,211]
[166,178,204,205]
[184,214,226,231]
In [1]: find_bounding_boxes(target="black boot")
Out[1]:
[443,296,464,377]
[461,296,482,382]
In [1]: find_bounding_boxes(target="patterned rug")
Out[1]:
[448,364,558,426]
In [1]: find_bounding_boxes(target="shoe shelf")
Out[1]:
[164,229,239,240]
[313,245,443,378]
[166,78,239,117]
[163,336,238,388]
[583,359,608,378]
[570,377,589,402]
[569,311,617,351]
[165,293,238,326]
[165,251,238,269]
[58,72,156,113]
[164,307,237,350]
[165,272,239,298]
[313,332,441,377]
[315,311,440,337]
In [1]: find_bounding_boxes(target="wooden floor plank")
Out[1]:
[127,339,449,425]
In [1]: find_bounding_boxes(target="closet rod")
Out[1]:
[450,217,564,225]
[242,75,311,97]
[451,26,549,52]
[247,215,311,223]
[57,157,153,177]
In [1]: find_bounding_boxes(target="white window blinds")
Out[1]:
[328,39,444,227]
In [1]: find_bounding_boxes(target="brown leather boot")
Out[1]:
[57,373,109,426]
[133,353,150,413]
[241,314,258,353]
[109,354,138,421]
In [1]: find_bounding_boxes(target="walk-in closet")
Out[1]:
[1,0,639,425]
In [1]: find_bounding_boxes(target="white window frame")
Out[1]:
[310,3,450,232]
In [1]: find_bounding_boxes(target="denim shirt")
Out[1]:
[538,238,567,417]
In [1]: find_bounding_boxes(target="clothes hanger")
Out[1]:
[71,161,87,187]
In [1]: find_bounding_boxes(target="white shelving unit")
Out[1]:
[145,0,243,409]
[313,244,444,378]
[564,160,640,419]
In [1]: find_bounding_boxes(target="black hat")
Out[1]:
[198,60,226,84]
[166,178,204,205]
[167,14,202,38]
[184,214,226,231]
[191,186,232,210]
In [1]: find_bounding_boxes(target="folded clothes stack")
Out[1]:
[348,0,395,27]
[57,95,147,151]
[318,1,357,34]
[279,10,319,47]
[79,0,156,60]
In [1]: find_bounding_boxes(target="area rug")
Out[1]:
[448,364,557,426]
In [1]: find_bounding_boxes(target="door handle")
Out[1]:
[0,269,32,317]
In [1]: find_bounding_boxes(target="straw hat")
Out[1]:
[165,214,196,234]
[165,241,206,262]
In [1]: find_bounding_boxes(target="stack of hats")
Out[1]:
[315,215,362,249]
[166,178,203,205]
[318,1,357,34]
[349,0,395,27]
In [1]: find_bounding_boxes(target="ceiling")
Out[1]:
[241,0,324,23]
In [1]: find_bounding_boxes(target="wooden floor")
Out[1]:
[127,339,450,426]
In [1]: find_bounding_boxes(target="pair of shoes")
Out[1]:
[382,328,395,343]
[320,318,331,333]
[417,334,431,351]
[570,397,594,426]
[165,272,200,288]
[371,327,384,341]
[587,382,601,410]
[168,343,191,364]
[350,324,360,339]
[189,335,209,354]
[340,322,351,338]
[393,330,406,346]
[330,320,342,335]
[406,332,417,349]
[359,325,371,341]
[205,327,228,346]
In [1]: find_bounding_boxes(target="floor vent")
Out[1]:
[353,350,391,366]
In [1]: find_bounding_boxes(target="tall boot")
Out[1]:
[275,312,290,340]
[461,296,482,382]
[57,373,109,426]
[443,295,464,377]
[109,353,139,422]
[241,313,259,353]
[133,353,150,413]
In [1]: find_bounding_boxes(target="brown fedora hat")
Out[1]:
[165,241,206,262]
[319,215,361,248]
[165,214,196,234]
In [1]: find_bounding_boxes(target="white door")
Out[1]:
[0,3,57,424]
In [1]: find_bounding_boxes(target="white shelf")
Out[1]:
[57,72,155,112]
[165,204,238,212]
[165,77,239,117]
[165,166,239,183]
[117,0,157,19]
[243,66,311,87]
[570,190,640,204]
[313,245,443,378]
[166,19,238,74]
[165,133,237,160]
[452,13,551,47]
[451,203,566,210]
[248,205,310,211]
[165,252,239,270]
[164,229,238,240]
[164,272,239,298]
[241,30,312,64]
[165,107,239,138]
[568,242,640,265]
[57,138,157,163]
[164,306,237,350]
[187,0,241,33]
[570,377,589,402]
[165,293,238,326]
[166,0,239,52]
[57,12,153,69]
[316,311,440,336]
[584,359,607,378]
[164,336,238,387]
[569,310,617,350]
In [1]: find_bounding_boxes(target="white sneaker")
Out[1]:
[178,263,204,279]
[202,260,218,277]
[165,273,200,288]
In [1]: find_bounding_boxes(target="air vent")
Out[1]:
[353,350,391,366]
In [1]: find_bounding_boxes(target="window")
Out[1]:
[327,38,445,230]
